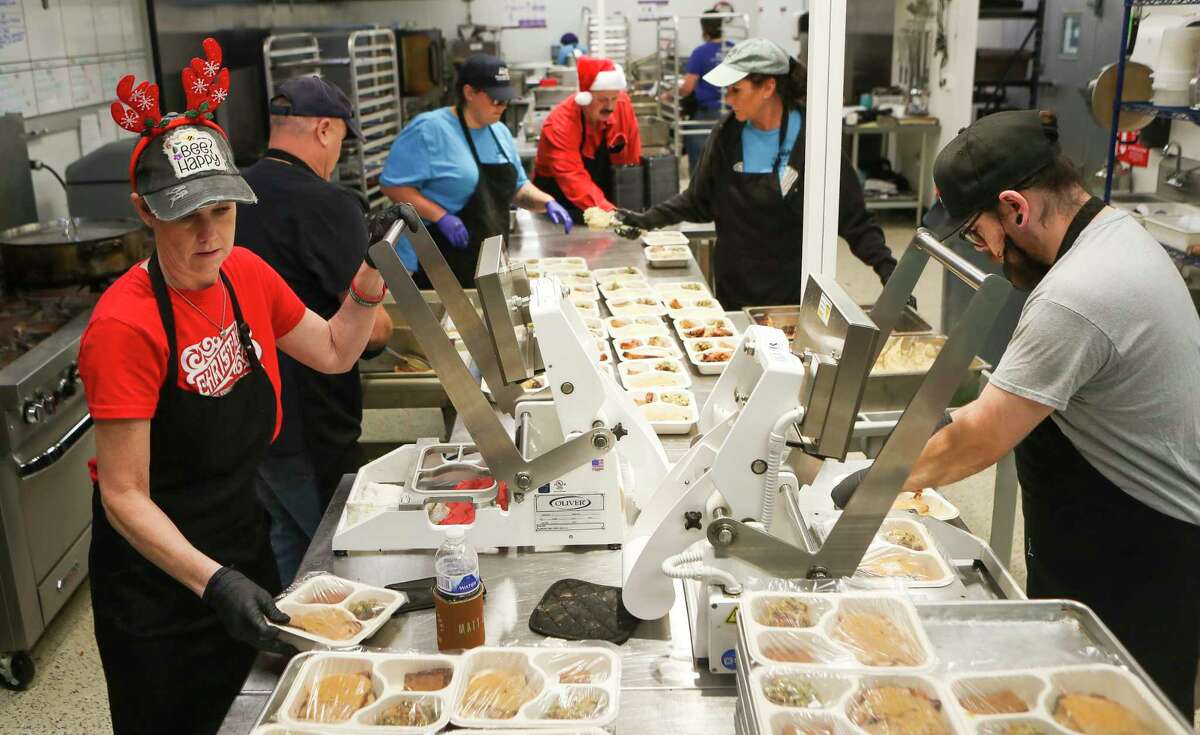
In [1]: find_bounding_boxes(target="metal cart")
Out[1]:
[263,29,401,211]
[655,12,749,161]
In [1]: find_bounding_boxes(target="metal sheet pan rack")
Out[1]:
[655,13,749,160]
[582,8,632,66]
[263,29,401,211]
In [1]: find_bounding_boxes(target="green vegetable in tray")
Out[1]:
[347,598,387,621]
[764,677,821,708]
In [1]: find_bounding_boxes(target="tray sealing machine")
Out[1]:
[619,228,1031,673]
[334,207,670,550]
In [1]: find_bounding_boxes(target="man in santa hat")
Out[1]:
[533,55,642,223]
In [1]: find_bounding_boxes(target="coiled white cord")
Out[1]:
[660,547,743,595]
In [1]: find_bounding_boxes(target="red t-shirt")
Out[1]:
[79,247,307,438]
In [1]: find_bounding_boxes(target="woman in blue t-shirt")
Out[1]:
[676,10,733,175]
[619,39,896,310]
[381,54,572,286]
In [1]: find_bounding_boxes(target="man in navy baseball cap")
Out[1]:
[269,75,364,141]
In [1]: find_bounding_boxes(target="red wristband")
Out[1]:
[350,280,387,306]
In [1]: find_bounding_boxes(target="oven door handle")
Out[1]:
[18,414,93,477]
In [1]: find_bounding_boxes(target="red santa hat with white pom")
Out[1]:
[574,55,627,106]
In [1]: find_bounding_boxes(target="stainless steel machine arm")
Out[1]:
[368,214,615,494]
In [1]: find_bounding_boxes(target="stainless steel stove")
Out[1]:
[0,289,98,689]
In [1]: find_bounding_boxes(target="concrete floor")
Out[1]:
[2,217,1189,732]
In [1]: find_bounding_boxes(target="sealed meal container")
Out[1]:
[604,315,670,340]
[271,574,406,650]
[627,387,698,434]
[616,344,680,363]
[742,591,935,672]
[581,316,606,339]
[275,651,459,731]
[749,668,964,735]
[592,265,646,281]
[568,295,601,318]
[641,230,690,246]
[654,280,711,299]
[606,293,667,317]
[645,243,692,268]
[664,298,725,321]
[450,646,621,729]
[612,332,681,357]
[683,335,737,375]
[617,357,692,390]
[948,665,1192,735]
[519,257,588,270]
[597,276,651,298]
[674,314,739,340]
[813,517,955,589]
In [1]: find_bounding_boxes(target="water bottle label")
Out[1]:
[437,572,480,596]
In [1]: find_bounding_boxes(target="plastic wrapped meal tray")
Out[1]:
[617,358,693,390]
[271,574,406,650]
[628,388,698,434]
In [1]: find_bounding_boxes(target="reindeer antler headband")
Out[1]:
[111,37,232,189]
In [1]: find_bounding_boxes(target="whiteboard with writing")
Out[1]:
[0,0,148,118]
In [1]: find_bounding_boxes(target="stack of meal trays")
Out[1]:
[519,256,601,320]
[734,589,1193,735]
[596,266,699,434]
[656,279,735,375]
[254,645,621,733]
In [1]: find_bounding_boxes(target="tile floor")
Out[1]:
[2,219,1192,732]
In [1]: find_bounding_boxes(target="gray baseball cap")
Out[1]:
[135,121,257,221]
[703,37,790,87]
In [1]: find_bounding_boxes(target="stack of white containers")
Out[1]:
[1152,26,1200,106]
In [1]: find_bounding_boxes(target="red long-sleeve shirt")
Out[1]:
[533,93,642,212]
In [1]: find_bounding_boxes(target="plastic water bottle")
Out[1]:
[433,527,485,650]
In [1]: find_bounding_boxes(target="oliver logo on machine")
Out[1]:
[536,494,604,512]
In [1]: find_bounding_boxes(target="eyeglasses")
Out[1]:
[961,212,986,248]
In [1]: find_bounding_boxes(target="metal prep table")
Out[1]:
[218,211,995,734]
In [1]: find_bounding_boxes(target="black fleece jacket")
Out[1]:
[638,112,897,283]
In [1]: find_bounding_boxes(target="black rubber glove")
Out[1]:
[367,204,407,244]
[615,208,654,230]
[203,566,298,657]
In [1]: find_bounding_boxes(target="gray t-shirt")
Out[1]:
[991,208,1200,525]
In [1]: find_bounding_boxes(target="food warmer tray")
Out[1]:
[733,599,1193,735]
[742,304,933,340]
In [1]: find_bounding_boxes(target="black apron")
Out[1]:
[534,109,617,225]
[89,254,280,735]
[1015,196,1200,717]
[711,109,804,311]
[417,107,519,288]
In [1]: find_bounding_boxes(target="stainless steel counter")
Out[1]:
[219,210,739,734]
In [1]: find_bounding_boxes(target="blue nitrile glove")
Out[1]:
[436,213,470,250]
[546,200,573,234]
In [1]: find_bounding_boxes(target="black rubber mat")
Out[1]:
[529,578,640,645]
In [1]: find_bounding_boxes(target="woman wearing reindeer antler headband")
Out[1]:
[78,39,404,733]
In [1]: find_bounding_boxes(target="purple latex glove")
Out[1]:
[545,200,573,234]
[435,213,470,250]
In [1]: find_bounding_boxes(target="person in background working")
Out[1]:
[235,75,393,586]
[81,41,397,733]
[381,54,572,287]
[873,110,1200,717]
[617,39,895,310]
[676,7,733,176]
[533,55,642,224]
[556,32,587,66]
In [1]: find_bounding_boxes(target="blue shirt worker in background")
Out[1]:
[236,76,393,585]
[381,55,572,287]
[556,32,587,66]
[619,39,895,310]
[677,8,732,176]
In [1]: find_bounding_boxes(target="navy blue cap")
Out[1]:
[561,32,579,45]
[269,75,364,140]
[458,54,516,102]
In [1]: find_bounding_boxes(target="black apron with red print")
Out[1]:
[89,253,280,735]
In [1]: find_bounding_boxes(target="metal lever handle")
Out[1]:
[911,228,989,291]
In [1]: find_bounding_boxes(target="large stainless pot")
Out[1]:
[0,218,148,290]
